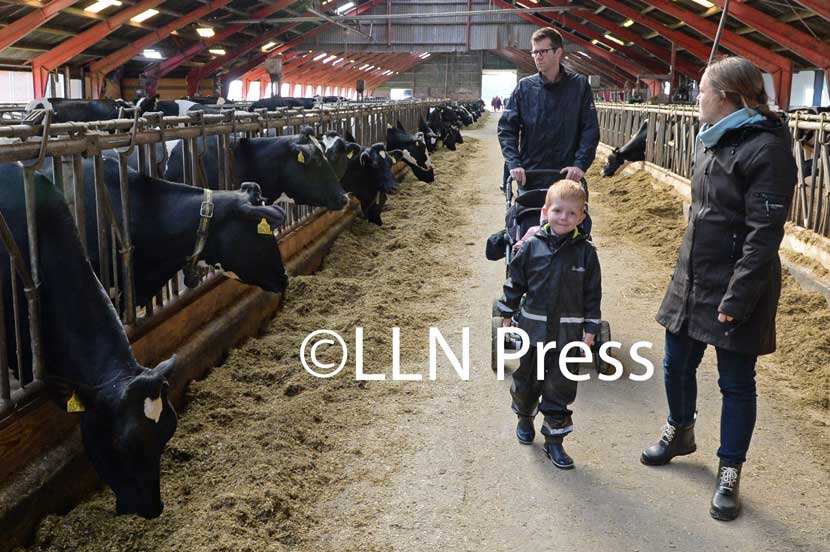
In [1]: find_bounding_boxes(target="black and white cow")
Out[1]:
[319,131,363,180]
[323,131,403,226]
[603,120,648,177]
[164,128,350,211]
[25,97,157,123]
[151,99,224,117]
[386,121,435,183]
[428,108,458,151]
[249,97,316,110]
[418,115,439,153]
[0,162,178,518]
[41,157,288,307]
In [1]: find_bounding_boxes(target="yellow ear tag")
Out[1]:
[67,391,85,413]
[379,150,387,159]
[257,218,272,235]
[297,150,305,164]
[346,151,354,159]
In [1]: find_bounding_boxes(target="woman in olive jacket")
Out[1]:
[640,57,797,522]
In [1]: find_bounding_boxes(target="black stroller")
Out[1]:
[487,168,612,372]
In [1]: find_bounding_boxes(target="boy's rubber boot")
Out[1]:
[544,436,574,470]
[516,416,535,445]
[641,422,696,466]
[710,461,742,521]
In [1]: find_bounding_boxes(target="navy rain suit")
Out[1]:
[496,225,602,438]
[498,66,600,178]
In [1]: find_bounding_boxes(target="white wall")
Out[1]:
[763,70,829,108]
[0,70,82,102]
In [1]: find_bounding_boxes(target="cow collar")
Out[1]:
[183,189,214,287]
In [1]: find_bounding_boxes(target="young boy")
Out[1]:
[496,180,602,469]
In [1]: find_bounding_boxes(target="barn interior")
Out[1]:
[0,2,829,552]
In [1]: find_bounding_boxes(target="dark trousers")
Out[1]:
[511,347,578,439]
[663,328,758,464]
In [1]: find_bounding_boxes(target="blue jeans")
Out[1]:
[663,328,758,464]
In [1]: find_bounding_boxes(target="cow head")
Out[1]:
[386,123,434,183]
[419,116,439,153]
[361,143,403,193]
[603,149,623,177]
[456,106,473,126]
[321,131,362,180]
[78,356,178,518]
[204,182,288,293]
[235,132,349,211]
[134,94,160,116]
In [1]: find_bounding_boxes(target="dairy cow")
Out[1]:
[386,121,435,183]
[0,163,178,518]
[164,128,350,211]
[323,131,403,225]
[40,157,288,307]
[25,97,157,122]
[603,120,648,177]
[419,115,440,153]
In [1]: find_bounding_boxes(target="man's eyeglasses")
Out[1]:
[530,48,554,57]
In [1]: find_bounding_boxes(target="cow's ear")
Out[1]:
[396,120,405,131]
[344,130,357,143]
[346,142,361,160]
[154,354,177,383]
[297,129,313,145]
[388,149,404,163]
[73,382,99,412]
[240,181,265,204]
[238,202,286,230]
[291,143,307,164]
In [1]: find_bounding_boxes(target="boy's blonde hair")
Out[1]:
[545,179,586,209]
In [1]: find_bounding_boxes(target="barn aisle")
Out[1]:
[19,113,829,552]
[303,114,830,552]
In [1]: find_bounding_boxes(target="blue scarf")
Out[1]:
[695,108,765,158]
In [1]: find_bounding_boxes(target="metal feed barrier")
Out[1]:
[597,102,830,238]
[0,99,439,422]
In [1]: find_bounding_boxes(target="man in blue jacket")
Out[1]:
[498,27,600,189]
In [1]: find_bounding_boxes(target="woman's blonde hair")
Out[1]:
[545,179,586,209]
[704,56,777,120]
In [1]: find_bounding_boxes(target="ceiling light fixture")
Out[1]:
[603,33,625,46]
[196,27,215,38]
[130,8,158,23]
[335,2,355,14]
[84,0,121,13]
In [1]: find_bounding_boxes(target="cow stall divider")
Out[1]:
[596,103,830,241]
[0,100,441,538]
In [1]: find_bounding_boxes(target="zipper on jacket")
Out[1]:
[697,153,712,218]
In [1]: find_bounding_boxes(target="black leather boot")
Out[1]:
[710,461,742,521]
[544,437,574,470]
[516,416,535,445]
[640,422,696,466]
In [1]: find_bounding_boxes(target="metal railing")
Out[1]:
[0,99,438,420]
[596,102,830,238]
